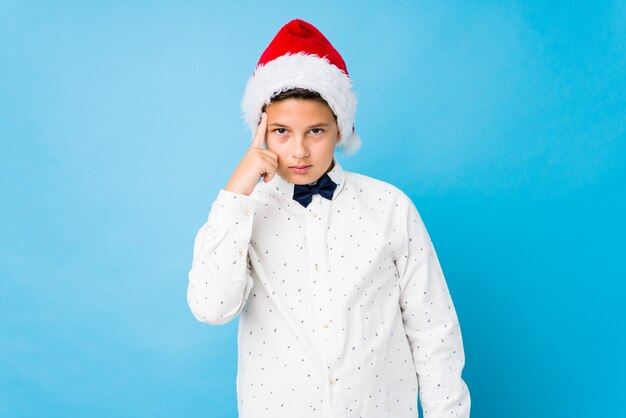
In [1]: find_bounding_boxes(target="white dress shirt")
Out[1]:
[187,159,470,418]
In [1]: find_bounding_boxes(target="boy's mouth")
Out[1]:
[289,165,311,174]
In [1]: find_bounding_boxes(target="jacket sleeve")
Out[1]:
[394,193,470,417]
[187,189,255,325]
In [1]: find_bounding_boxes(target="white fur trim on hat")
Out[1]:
[241,52,361,155]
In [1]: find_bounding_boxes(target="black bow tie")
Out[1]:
[292,173,337,208]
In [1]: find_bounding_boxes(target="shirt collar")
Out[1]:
[268,158,346,205]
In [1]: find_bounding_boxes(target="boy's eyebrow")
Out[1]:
[268,122,333,129]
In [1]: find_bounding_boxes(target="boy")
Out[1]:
[187,19,470,418]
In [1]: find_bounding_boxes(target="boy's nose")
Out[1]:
[291,137,309,159]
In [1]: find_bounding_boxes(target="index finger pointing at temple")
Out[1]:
[251,112,268,149]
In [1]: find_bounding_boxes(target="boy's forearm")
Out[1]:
[187,189,255,325]
[412,307,470,417]
[402,263,470,417]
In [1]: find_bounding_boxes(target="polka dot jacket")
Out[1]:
[187,159,470,418]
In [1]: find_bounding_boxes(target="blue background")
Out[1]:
[1,1,625,417]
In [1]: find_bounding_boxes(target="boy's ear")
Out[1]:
[336,130,341,143]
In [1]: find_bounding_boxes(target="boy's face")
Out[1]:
[264,98,340,185]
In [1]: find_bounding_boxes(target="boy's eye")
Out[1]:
[309,128,324,135]
[274,128,287,135]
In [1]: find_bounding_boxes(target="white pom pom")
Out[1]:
[339,132,361,155]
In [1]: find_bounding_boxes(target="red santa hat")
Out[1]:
[241,19,361,155]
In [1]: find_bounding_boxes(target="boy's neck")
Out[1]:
[325,159,335,175]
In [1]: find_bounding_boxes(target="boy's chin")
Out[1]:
[280,170,319,185]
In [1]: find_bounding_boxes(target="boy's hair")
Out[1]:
[261,88,337,121]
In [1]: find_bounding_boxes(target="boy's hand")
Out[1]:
[225,113,278,196]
